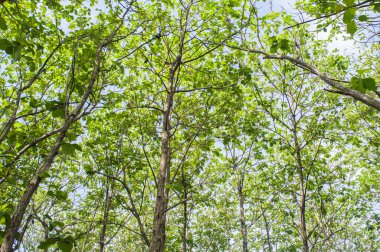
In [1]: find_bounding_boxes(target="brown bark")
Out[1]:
[149,1,192,250]
[149,3,189,247]
[149,69,175,252]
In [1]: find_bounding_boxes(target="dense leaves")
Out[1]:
[0,0,379,251]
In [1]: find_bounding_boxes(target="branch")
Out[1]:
[324,88,347,96]
[227,45,380,111]
[175,83,237,93]
[161,196,192,214]
[284,0,373,30]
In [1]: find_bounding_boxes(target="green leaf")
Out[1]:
[29,61,36,72]
[39,171,51,178]
[72,143,82,151]
[350,76,365,93]
[61,143,76,155]
[270,45,278,53]
[56,190,68,201]
[343,8,356,24]
[51,221,65,228]
[58,237,74,252]
[52,108,65,118]
[362,78,377,92]
[0,231,4,244]
[84,164,94,175]
[0,39,11,50]
[346,21,357,35]
[335,4,345,12]
[58,241,73,252]
[279,39,290,51]
[7,133,16,145]
[4,45,14,55]
[0,16,7,30]
[343,0,355,6]
[45,100,62,111]
[47,190,55,197]
[29,98,40,108]
[0,203,13,212]
[12,49,21,61]
[358,15,368,21]
[374,4,380,13]
[0,213,10,225]
[75,84,85,96]
[269,36,278,53]
[38,237,60,250]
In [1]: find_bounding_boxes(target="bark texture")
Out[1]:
[149,79,174,252]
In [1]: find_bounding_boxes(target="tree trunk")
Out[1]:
[181,166,188,252]
[99,182,113,252]
[262,209,272,252]
[238,177,248,252]
[0,45,104,252]
[12,214,32,252]
[291,115,309,252]
[149,66,176,252]
[0,130,68,252]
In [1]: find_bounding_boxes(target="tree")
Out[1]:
[0,0,379,251]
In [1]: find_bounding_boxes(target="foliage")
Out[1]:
[0,0,379,251]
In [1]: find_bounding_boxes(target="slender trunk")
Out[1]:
[149,66,176,252]
[99,182,113,252]
[0,46,103,252]
[0,129,68,252]
[12,214,32,251]
[262,209,271,252]
[149,2,191,248]
[291,115,309,252]
[181,167,188,252]
[238,177,248,252]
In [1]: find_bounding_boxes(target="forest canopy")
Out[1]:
[0,0,379,251]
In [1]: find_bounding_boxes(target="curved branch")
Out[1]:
[228,45,380,111]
